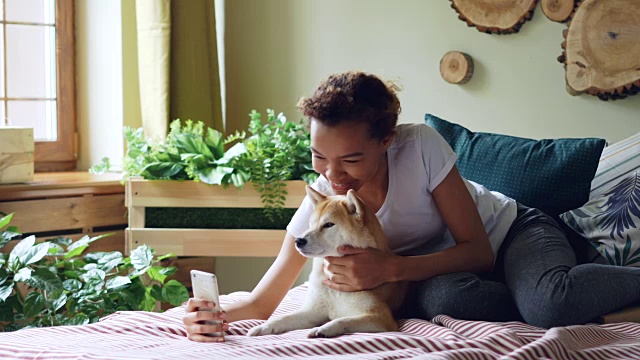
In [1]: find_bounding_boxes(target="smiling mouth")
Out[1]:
[331,182,353,192]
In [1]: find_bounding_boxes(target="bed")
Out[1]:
[3,120,639,359]
[2,284,640,360]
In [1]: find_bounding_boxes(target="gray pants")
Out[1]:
[409,204,640,328]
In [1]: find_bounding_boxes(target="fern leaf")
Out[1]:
[622,235,632,265]
[604,247,616,265]
[614,245,622,266]
[595,172,640,239]
[625,256,640,266]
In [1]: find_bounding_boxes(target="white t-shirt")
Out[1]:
[286,123,517,261]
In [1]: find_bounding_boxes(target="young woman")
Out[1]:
[183,71,640,342]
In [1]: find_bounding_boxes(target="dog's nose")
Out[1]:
[295,238,307,247]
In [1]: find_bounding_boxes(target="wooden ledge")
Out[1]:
[0,171,124,201]
[598,304,640,324]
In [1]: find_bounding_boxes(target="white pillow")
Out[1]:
[590,132,640,200]
[562,171,640,267]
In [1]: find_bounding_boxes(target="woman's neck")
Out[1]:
[356,153,389,212]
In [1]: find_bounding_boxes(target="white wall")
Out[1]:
[75,1,123,171]
[224,0,640,143]
[76,0,141,171]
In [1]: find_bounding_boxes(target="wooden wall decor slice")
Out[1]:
[440,51,474,84]
[541,0,576,23]
[558,0,640,100]
[450,0,539,34]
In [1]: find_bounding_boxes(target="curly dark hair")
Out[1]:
[297,71,401,140]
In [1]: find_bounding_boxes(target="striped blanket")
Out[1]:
[2,285,640,359]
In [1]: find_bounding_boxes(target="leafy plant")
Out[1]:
[0,213,189,332]
[92,120,249,186]
[228,110,318,220]
[90,110,318,220]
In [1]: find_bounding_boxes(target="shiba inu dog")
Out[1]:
[247,186,406,338]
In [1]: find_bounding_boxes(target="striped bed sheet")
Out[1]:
[2,285,640,360]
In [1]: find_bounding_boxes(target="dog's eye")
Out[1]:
[322,222,335,229]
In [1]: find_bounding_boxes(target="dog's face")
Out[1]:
[295,186,376,258]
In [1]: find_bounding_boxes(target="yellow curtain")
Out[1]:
[136,0,223,138]
[135,0,171,140]
[170,0,223,133]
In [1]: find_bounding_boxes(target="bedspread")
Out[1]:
[1,285,640,359]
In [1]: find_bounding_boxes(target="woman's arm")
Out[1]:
[324,167,494,291]
[183,232,308,341]
[393,166,494,281]
[228,232,309,321]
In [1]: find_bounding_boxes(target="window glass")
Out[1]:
[8,100,57,140]
[6,24,56,99]
[6,0,55,25]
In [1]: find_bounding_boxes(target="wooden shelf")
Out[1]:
[0,171,124,201]
[1,172,216,296]
[0,171,127,254]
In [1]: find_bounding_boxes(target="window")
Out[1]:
[0,0,76,172]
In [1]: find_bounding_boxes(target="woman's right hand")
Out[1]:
[183,298,230,342]
[181,233,308,342]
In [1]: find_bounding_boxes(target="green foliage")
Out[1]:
[229,110,318,220]
[91,119,249,185]
[91,110,319,220]
[89,157,110,175]
[0,213,189,332]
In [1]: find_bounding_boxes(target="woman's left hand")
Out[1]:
[323,245,398,292]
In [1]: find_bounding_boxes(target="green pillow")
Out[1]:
[425,114,606,220]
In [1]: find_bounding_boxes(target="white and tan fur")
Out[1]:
[247,186,406,338]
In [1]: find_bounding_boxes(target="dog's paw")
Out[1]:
[307,327,328,338]
[307,324,343,338]
[246,324,270,337]
[246,322,283,337]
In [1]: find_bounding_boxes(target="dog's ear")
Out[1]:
[346,189,365,222]
[305,185,326,207]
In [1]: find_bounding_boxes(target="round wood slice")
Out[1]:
[561,0,640,100]
[450,0,538,34]
[440,51,474,84]
[541,0,575,22]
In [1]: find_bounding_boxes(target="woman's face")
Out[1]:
[310,119,392,195]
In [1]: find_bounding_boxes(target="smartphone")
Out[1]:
[190,270,224,338]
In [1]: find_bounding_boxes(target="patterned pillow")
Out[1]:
[590,132,640,200]
[561,171,640,267]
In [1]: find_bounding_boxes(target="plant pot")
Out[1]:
[125,178,307,257]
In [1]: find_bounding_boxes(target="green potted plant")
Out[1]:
[92,109,317,259]
[0,213,189,331]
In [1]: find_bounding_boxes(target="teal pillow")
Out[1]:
[425,114,606,219]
